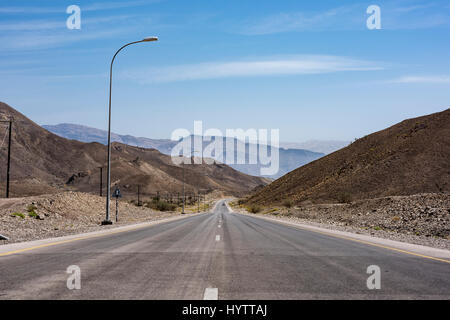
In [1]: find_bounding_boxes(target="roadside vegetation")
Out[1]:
[10,212,25,219]
[130,196,212,213]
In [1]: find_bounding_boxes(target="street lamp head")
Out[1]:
[142,36,158,42]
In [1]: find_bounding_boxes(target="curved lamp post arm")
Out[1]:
[103,37,158,224]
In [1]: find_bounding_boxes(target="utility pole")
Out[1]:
[0,119,13,198]
[98,167,103,197]
[6,119,12,198]
[137,185,140,206]
[197,191,200,213]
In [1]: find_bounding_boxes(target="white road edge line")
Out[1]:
[225,200,234,213]
[215,235,220,241]
[237,211,450,261]
[203,288,218,300]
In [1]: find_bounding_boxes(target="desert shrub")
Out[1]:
[27,204,37,213]
[26,204,40,218]
[336,192,352,204]
[237,199,246,205]
[28,211,39,218]
[11,212,25,219]
[247,204,261,213]
[282,200,292,208]
[284,210,293,217]
[146,199,176,212]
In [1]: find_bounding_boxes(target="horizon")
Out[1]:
[1,0,450,142]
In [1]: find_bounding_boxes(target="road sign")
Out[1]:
[114,187,122,198]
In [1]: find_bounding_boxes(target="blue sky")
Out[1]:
[0,0,449,142]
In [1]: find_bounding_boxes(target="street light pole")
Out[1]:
[6,119,12,198]
[102,37,158,225]
[182,161,185,214]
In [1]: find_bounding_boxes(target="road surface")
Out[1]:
[0,199,449,299]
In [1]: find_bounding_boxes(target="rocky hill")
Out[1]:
[0,102,268,198]
[246,108,450,205]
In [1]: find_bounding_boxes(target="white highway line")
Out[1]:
[203,288,218,300]
[215,235,220,241]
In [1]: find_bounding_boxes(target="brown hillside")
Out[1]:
[247,108,450,205]
[0,102,268,197]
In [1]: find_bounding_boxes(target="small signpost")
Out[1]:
[114,186,122,222]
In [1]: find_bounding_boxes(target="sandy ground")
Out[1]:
[0,191,216,244]
[232,193,450,250]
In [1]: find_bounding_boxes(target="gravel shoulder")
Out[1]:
[0,191,210,244]
[232,193,450,250]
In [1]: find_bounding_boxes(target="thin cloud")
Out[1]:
[237,2,450,35]
[123,55,384,83]
[0,28,131,50]
[390,75,450,84]
[0,0,159,14]
[83,0,160,11]
[0,14,138,31]
[239,6,361,35]
[394,3,436,13]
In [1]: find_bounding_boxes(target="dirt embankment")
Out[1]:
[233,193,450,249]
[0,191,186,244]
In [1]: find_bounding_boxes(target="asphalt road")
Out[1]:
[0,199,449,299]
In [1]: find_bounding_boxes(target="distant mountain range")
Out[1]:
[42,123,175,154]
[0,102,269,198]
[43,123,329,179]
[279,140,350,154]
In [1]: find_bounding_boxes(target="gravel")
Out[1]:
[233,193,450,250]
[0,191,183,244]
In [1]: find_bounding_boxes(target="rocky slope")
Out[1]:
[247,108,450,205]
[233,193,450,249]
[0,192,179,243]
[0,102,268,197]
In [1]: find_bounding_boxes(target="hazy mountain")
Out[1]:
[247,108,450,205]
[0,102,269,198]
[279,140,350,154]
[43,123,175,154]
[43,123,324,179]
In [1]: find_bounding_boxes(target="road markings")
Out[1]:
[218,225,221,228]
[0,214,199,257]
[203,288,218,300]
[215,235,220,241]
[0,200,226,258]
[242,214,450,264]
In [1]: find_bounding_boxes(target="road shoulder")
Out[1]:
[228,202,450,262]
[0,210,209,256]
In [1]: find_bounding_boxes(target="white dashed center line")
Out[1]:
[215,235,220,241]
[203,287,218,300]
